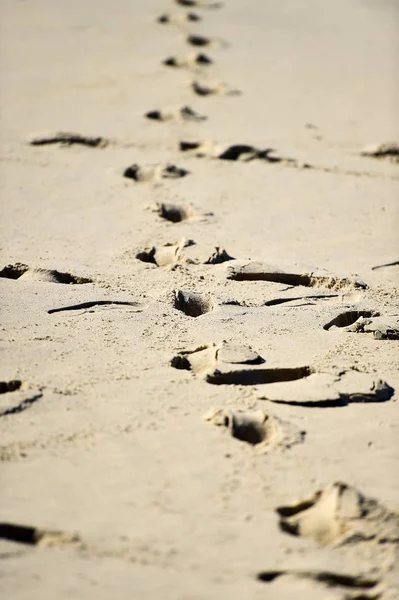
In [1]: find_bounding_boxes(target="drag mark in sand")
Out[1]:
[372,260,399,270]
[47,301,142,315]
[27,132,109,148]
[0,393,43,418]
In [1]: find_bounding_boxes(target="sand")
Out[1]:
[1,0,399,598]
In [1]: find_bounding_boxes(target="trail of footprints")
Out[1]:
[3,1,398,597]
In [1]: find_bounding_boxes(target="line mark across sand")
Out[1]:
[0,522,83,548]
[27,132,109,148]
[47,301,142,315]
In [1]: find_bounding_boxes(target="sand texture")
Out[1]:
[1,0,399,598]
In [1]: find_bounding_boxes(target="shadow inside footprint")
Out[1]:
[124,164,189,182]
[157,203,195,223]
[0,522,83,548]
[186,34,211,47]
[163,53,212,68]
[145,106,206,122]
[174,290,215,317]
[0,263,92,284]
[0,380,22,394]
[207,366,312,386]
[323,310,378,330]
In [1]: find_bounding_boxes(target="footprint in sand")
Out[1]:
[174,290,215,317]
[179,140,303,165]
[27,132,109,148]
[324,311,399,339]
[0,263,92,284]
[157,12,202,24]
[145,105,206,122]
[203,407,304,451]
[0,381,43,418]
[136,241,233,267]
[136,239,191,267]
[0,522,83,548]
[163,52,213,68]
[191,80,241,96]
[123,164,189,182]
[360,142,399,163]
[276,481,399,547]
[171,346,394,405]
[227,261,367,291]
[154,202,196,223]
[171,342,264,373]
[175,0,223,8]
[257,569,382,599]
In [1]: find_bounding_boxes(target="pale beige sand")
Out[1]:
[1,0,399,598]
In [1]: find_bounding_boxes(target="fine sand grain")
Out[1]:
[1,1,398,598]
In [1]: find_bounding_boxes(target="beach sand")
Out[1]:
[1,0,398,598]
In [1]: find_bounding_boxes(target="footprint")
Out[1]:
[176,0,223,7]
[256,370,394,406]
[204,247,235,264]
[163,52,213,68]
[191,80,241,96]
[276,481,399,547]
[48,301,142,315]
[0,381,43,417]
[360,142,399,163]
[136,239,190,267]
[257,569,382,599]
[174,290,215,317]
[157,12,201,24]
[204,408,304,450]
[186,34,212,47]
[27,132,109,148]
[145,105,206,122]
[324,310,379,330]
[171,342,263,373]
[0,380,22,394]
[0,522,83,548]
[0,263,92,284]
[179,141,286,162]
[155,202,198,223]
[123,164,189,182]
[227,261,367,291]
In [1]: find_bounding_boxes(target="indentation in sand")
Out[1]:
[191,80,241,96]
[171,342,263,373]
[227,261,367,290]
[0,263,92,284]
[123,164,189,182]
[0,522,83,548]
[324,310,379,330]
[204,408,304,450]
[163,52,213,68]
[361,142,399,163]
[157,12,201,24]
[257,569,382,598]
[48,301,142,315]
[0,380,22,394]
[276,481,399,547]
[27,132,109,148]
[145,105,206,122]
[156,203,196,223]
[174,290,215,317]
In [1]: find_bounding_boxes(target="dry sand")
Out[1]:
[1,0,399,598]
